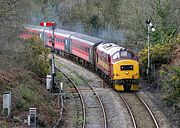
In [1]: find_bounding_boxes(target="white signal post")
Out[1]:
[40,21,56,91]
[146,19,155,75]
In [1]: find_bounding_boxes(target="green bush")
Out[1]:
[159,65,180,108]
[23,37,50,77]
[139,35,179,73]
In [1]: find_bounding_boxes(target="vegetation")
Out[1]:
[139,32,179,110]
[0,0,179,126]
[0,0,53,126]
[159,65,180,109]
[22,37,50,77]
[70,72,87,86]
[25,0,179,48]
[139,35,179,73]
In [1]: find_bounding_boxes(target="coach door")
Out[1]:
[40,31,46,42]
[43,32,48,45]
[64,38,70,53]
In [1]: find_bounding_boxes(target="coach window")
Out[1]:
[83,46,85,51]
[85,47,87,53]
[84,46,86,52]
[80,45,82,50]
[88,48,91,54]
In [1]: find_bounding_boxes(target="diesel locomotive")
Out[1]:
[21,25,139,91]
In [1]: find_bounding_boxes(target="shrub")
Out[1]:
[139,35,179,73]
[159,65,180,108]
[23,37,50,77]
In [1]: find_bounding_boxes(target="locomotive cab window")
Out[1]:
[120,50,134,58]
[112,52,120,60]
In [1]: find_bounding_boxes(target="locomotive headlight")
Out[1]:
[125,71,129,75]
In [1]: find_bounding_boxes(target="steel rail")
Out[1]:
[55,67,86,128]
[135,93,159,128]
[88,82,108,128]
[53,85,64,128]
[118,93,137,128]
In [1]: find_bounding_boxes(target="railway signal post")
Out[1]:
[146,19,155,75]
[40,21,56,92]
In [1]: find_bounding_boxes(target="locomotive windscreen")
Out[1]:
[120,65,133,70]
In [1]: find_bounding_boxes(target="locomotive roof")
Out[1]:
[97,42,125,56]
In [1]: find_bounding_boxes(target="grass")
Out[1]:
[55,72,64,80]
[69,72,87,86]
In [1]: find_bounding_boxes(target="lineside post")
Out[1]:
[40,21,57,92]
[51,21,56,92]
[146,19,155,75]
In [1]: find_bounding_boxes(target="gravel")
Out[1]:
[55,56,171,128]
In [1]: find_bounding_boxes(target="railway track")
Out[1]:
[55,66,108,128]
[118,93,159,128]
[55,56,161,128]
[53,81,64,128]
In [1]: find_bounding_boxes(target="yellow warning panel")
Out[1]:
[130,84,138,91]
[114,84,124,91]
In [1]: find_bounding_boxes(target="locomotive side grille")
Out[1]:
[120,65,133,70]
